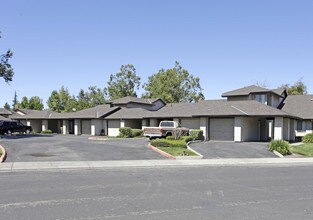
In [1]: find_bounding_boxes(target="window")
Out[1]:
[160,121,174,127]
[297,121,303,130]
[255,94,267,104]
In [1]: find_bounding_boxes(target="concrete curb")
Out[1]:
[149,144,176,160]
[186,140,204,159]
[273,150,284,158]
[0,144,7,163]
[2,158,313,172]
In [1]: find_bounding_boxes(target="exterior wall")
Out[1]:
[271,95,282,108]
[234,117,242,142]
[274,117,284,140]
[283,118,290,141]
[74,119,81,135]
[124,119,142,129]
[63,120,69,134]
[82,120,91,135]
[151,100,166,111]
[42,119,48,131]
[108,120,120,137]
[91,119,103,136]
[102,120,108,136]
[180,118,200,130]
[127,103,152,110]
[28,120,42,133]
[290,119,295,142]
[295,119,313,137]
[200,117,208,140]
[149,119,158,127]
[240,117,261,142]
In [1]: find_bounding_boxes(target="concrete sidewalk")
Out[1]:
[2,158,313,172]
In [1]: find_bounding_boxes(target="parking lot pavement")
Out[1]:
[190,141,278,158]
[0,134,165,162]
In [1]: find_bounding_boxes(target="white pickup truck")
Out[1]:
[143,121,189,139]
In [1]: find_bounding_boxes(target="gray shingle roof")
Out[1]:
[11,105,120,119]
[281,95,313,120]
[222,85,285,98]
[108,96,163,106]
[105,107,151,119]
[193,100,293,117]
[0,108,12,115]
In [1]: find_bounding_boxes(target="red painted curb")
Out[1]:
[149,144,176,160]
[0,144,7,163]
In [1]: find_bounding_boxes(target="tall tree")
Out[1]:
[105,64,141,100]
[278,78,308,95]
[0,31,14,82]
[28,96,44,110]
[47,86,76,112]
[76,89,90,111]
[143,61,204,103]
[88,86,106,107]
[47,90,62,112]
[3,102,10,110]
[20,96,29,109]
[12,91,19,110]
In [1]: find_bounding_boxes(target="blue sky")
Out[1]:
[0,0,312,108]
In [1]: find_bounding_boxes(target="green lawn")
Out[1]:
[290,143,313,157]
[157,147,197,156]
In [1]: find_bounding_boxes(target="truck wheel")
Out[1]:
[25,129,31,134]
[7,130,12,135]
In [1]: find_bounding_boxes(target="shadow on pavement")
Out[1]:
[0,134,55,139]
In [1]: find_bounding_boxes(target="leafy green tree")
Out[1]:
[20,96,29,109]
[105,64,141,100]
[47,90,62,112]
[12,91,19,110]
[143,61,204,103]
[3,102,10,110]
[278,78,308,95]
[87,86,106,107]
[76,89,90,111]
[0,32,14,83]
[28,96,44,110]
[47,86,76,112]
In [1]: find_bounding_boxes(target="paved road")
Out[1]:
[1,165,313,219]
[0,134,165,162]
[191,141,277,158]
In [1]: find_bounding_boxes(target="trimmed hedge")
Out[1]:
[190,129,204,140]
[166,136,195,143]
[303,133,313,143]
[118,127,133,138]
[150,139,187,148]
[41,130,53,134]
[268,140,291,156]
[132,129,143,137]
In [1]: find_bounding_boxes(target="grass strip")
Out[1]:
[290,143,313,157]
[157,147,197,156]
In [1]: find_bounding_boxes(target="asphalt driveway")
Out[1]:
[190,141,278,158]
[0,134,165,162]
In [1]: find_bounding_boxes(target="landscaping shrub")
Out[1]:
[41,130,53,134]
[131,129,143,137]
[190,129,204,140]
[268,140,291,156]
[181,136,195,143]
[118,127,133,138]
[302,133,313,143]
[150,139,187,148]
[166,136,175,140]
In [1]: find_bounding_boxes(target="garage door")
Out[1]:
[81,120,91,135]
[210,118,234,141]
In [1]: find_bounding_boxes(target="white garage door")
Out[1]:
[81,120,91,135]
[210,118,234,141]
